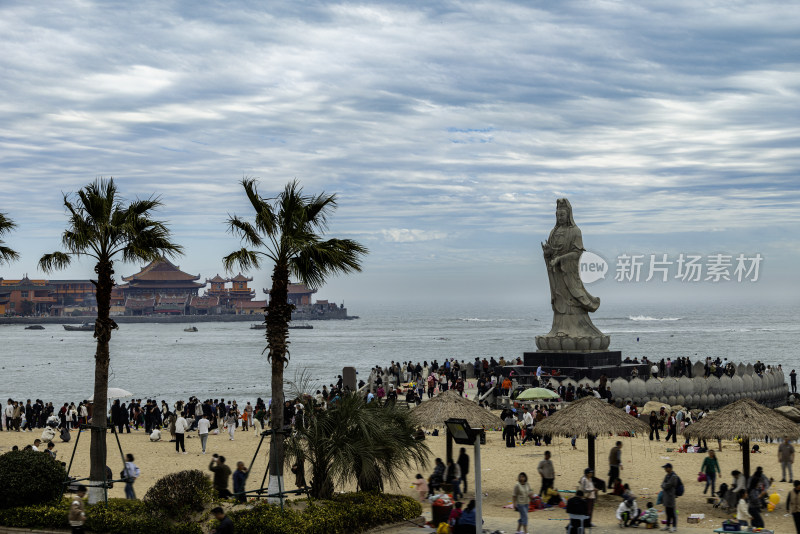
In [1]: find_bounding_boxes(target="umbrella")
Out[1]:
[516,387,559,401]
[683,398,800,477]
[410,389,504,464]
[534,396,649,472]
[88,387,133,401]
[410,390,503,429]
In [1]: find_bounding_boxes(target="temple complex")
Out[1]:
[0,263,349,319]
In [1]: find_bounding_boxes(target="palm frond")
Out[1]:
[0,212,17,236]
[291,238,368,288]
[302,192,337,232]
[0,245,19,265]
[38,251,72,273]
[222,248,263,273]
[241,178,278,237]
[225,215,266,249]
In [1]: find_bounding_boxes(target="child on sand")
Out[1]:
[412,474,429,502]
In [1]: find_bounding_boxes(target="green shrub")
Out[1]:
[0,450,67,508]
[143,470,214,518]
[227,492,422,534]
[0,498,203,534]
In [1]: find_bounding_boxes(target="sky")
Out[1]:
[1,0,798,307]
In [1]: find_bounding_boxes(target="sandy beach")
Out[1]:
[0,418,794,532]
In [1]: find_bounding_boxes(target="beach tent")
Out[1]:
[516,387,559,401]
[410,390,503,462]
[534,396,649,472]
[683,397,800,477]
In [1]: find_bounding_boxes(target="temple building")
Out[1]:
[204,273,255,307]
[265,282,317,307]
[119,259,204,299]
[0,276,54,315]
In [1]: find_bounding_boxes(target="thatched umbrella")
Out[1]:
[534,396,649,472]
[411,389,504,429]
[683,398,800,477]
[410,390,504,462]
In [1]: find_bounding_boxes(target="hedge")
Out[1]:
[0,492,421,534]
[0,450,67,508]
[0,499,202,534]
[227,492,422,534]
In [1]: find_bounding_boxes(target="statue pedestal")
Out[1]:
[509,351,648,381]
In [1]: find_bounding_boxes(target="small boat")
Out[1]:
[184,326,198,332]
[63,323,94,332]
[25,325,45,330]
[250,322,313,330]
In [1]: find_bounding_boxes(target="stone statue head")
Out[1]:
[555,198,576,227]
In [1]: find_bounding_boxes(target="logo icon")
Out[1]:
[580,251,608,284]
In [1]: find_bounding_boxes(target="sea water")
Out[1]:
[0,300,797,405]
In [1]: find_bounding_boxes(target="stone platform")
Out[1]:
[497,350,648,381]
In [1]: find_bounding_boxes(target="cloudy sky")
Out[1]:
[1,0,798,306]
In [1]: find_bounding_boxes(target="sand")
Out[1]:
[0,423,793,531]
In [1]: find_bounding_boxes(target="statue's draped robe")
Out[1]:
[544,224,603,338]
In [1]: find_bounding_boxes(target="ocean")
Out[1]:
[1,300,797,405]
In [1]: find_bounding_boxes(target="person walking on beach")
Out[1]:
[123,453,140,500]
[608,441,623,490]
[197,413,210,454]
[786,480,800,533]
[792,370,797,394]
[512,472,534,534]
[225,411,237,441]
[174,412,189,453]
[457,447,470,493]
[578,468,597,526]
[446,458,463,499]
[233,461,248,503]
[779,437,795,482]
[649,411,660,441]
[660,463,679,532]
[700,450,720,496]
[210,454,232,497]
[69,485,87,534]
[665,411,677,443]
[538,450,555,496]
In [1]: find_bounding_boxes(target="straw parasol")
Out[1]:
[517,387,560,401]
[534,396,649,472]
[410,390,503,429]
[410,390,504,463]
[683,398,800,476]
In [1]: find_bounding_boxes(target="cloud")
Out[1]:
[0,0,797,302]
[381,228,448,243]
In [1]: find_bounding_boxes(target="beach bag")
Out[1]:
[675,476,685,497]
[656,491,663,505]
[698,473,707,482]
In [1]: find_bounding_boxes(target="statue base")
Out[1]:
[535,334,610,352]
[500,351,650,381]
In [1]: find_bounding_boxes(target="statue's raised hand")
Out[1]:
[541,242,551,255]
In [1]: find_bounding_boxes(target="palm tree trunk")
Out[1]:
[266,262,292,502]
[88,259,115,504]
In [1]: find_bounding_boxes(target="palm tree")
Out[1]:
[223,178,367,498]
[39,178,182,503]
[285,394,430,499]
[0,211,19,265]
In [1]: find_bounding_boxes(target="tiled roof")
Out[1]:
[238,300,266,309]
[266,283,317,295]
[124,298,155,309]
[157,295,188,305]
[190,296,219,307]
[231,273,252,282]
[206,274,227,283]
[122,259,201,282]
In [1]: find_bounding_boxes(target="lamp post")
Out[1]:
[445,418,485,533]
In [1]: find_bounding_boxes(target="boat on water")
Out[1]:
[25,325,45,330]
[184,326,198,332]
[63,323,94,332]
[250,322,313,330]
